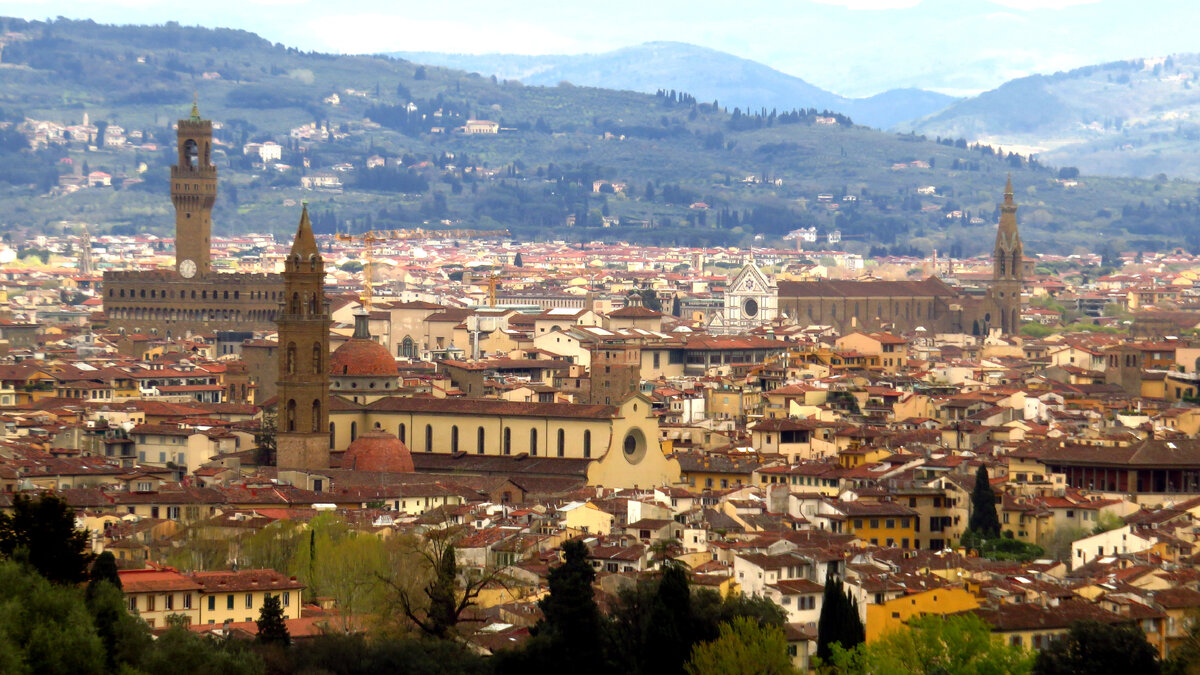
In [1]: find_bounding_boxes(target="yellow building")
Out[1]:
[840,500,919,549]
[865,586,980,641]
[329,394,680,490]
[191,569,305,625]
[118,567,203,628]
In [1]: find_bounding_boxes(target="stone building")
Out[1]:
[776,178,1026,336]
[275,205,332,471]
[102,101,284,337]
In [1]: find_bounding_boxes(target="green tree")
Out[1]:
[504,539,610,675]
[1034,620,1159,675]
[85,578,152,672]
[1165,610,1200,675]
[140,620,264,675]
[0,560,106,675]
[828,613,1033,675]
[256,593,290,646]
[85,551,121,601]
[0,494,94,585]
[686,616,795,675]
[254,413,277,466]
[968,464,1001,539]
[513,252,524,267]
[644,563,695,675]
[817,575,865,662]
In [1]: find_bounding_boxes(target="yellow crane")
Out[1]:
[335,228,509,309]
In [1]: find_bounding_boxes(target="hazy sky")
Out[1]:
[7,0,1200,96]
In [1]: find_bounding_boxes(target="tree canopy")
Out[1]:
[0,494,94,585]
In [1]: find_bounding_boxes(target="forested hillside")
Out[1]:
[0,17,1197,255]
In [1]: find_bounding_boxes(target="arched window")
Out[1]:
[312,343,322,374]
[477,427,485,455]
[998,257,1006,276]
[401,336,415,359]
[503,428,511,455]
[425,424,433,452]
[308,293,318,315]
[291,293,300,314]
[451,425,459,453]
[350,421,357,442]
[286,342,297,375]
[329,422,336,450]
[583,430,592,458]
[285,399,296,432]
[557,429,565,458]
[311,400,321,433]
[184,139,199,168]
[530,428,538,456]
[1011,250,1020,277]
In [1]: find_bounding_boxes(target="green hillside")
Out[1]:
[0,17,1197,256]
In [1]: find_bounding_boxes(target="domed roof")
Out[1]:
[329,310,399,377]
[330,338,398,377]
[342,430,414,473]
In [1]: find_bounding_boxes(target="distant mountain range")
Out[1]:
[390,42,958,131]
[902,54,1200,180]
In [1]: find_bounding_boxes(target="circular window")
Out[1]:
[744,298,759,317]
[622,429,647,465]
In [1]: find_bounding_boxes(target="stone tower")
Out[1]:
[276,204,332,470]
[172,98,217,279]
[990,175,1024,334]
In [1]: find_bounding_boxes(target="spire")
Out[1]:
[1004,173,1014,207]
[289,202,320,259]
[190,92,201,122]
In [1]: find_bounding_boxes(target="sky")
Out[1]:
[6,0,1200,96]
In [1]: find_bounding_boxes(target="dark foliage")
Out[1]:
[0,493,95,585]
[1034,620,1160,675]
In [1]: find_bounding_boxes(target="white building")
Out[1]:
[710,263,778,335]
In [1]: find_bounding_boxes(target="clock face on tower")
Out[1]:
[178,259,197,279]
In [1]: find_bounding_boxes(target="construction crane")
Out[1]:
[335,228,509,309]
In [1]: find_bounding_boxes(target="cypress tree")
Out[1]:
[816,575,864,662]
[969,464,1002,539]
[256,593,290,646]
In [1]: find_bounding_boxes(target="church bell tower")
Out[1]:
[990,175,1024,334]
[172,98,216,279]
[276,204,332,470]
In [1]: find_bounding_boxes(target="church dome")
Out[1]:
[330,338,398,377]
[341,430,414,473]
[329,309,399,377]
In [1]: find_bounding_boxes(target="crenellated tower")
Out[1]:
[990,175,1024,334]
[172,97,217,279]
[276,204,332,470]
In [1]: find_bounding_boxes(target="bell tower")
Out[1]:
[990,175,1024,334]
[172,97,216,279]
[276,204,332,470]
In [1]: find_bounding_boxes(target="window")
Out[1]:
[208,596,215,611]
[885,519,895,529]
[147,595,156,611]
[283,592,290,607]
[530,428,538,456]
[451,425,459,453]
[245,593,253,609]
[557,429,565,457]
[227,594,234,610]
[129,596,137,612]
[503,428,511,455]
[870,519,880,529]
[477,427,485,455]
[425,425,433,452]
[583,430,591,458]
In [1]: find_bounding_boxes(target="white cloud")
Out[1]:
[985,0,1100,9]
[807,0,924,8]
[310,14,596,55]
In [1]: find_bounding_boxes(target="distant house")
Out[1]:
[463,120,500,135]
[300,171,342,191]
[87,171,112,187]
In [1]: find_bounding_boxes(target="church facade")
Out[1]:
[711,263,779,335]
[102,102,284,337]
